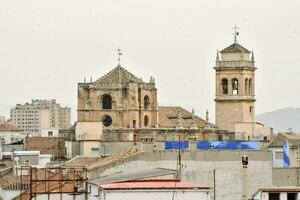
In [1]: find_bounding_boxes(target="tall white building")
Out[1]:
[10,99,71,134]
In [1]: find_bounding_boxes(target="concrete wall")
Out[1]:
[0,187,20,200]
[75,122,102,141]
[26,136,65,158]
[95,190,209,200]
[272,168,300,186]
[0,131,24,144]
[99,142,134,155]
[65,141,80,159]
[89,150,273,200]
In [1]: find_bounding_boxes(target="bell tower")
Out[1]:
[214,28,256,132]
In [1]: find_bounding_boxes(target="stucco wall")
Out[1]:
[89,150,273,200]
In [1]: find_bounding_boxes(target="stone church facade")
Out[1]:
[77,65,159,129]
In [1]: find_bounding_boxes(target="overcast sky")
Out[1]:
[0,0,299,123]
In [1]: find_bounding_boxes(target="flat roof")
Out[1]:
[88,168,177,185]
[99,179,209,190]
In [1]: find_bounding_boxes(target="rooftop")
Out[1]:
[89,167,177,185]
[0,122,21,132]
[158,106,208,128]
[99,179,209,190]
[268,133,300,147]
[220,43,251,53]
[95,66,145,84]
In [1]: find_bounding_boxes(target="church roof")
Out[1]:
[158,106,207,128]
[95,66,144,84]
[220,43,251,53]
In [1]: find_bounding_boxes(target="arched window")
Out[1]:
[144,95,150,110]
[102,95,112,109]
[245,78,248,95]
[221,79,228,95]
[144,115,149,127]
[232,79,239,95]
[249,79,252,95]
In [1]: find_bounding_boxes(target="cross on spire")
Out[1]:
[233,25,240,43]
[117,48,122,66]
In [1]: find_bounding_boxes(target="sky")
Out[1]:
[0,0,300,123]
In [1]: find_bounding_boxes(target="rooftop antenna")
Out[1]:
[117,47,122,66]
[233,25,240,43]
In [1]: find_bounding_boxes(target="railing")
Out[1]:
[216,61,254,68]
[215,95,255,101]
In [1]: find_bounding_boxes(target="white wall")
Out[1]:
[75,122,102,141]
[0,187,21,200]
[0,131,24,144]
[34,193,85,200]
[92,190,209,200]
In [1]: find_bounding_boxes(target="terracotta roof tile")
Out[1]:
[158,106,206,128]
[268,133,300,147]
[220,43,251,53]
[95,66,144,84]
[100,179,209,190]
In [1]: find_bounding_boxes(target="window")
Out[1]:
[133,120,136,128]
[249,79,252,95]
[275,152,283,160]
[144,95,150,110]
[269,193,280,200]
[249,106,253,113]
[102,95,112,109]
[24,160,30,166]
[144,115,149,127]
[218,135,223,141]
[102,115,112,127]
[48,131,53,137]
[287,193,298,200]
[245,78,248,94]
[221,79,228,94]
[232,79,239,95]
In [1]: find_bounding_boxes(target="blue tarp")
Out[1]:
[197,141,260,150]
[165,141,189,150]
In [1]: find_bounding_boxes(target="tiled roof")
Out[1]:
[158,106,207,128]
[66,156,103,167]
[0,168,47,190]
[95,66,144,84]
[0,123,20,132]
[99,179,209,190]
[220,43,251,53]
[268,133,300,147]
[87,146,139,170]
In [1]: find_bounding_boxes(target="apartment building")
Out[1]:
[10,99,71,134]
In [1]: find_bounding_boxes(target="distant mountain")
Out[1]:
[256,107,300,133]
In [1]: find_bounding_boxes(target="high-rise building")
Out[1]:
[10,99,71,134]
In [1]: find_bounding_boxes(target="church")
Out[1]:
[67,32,272,157]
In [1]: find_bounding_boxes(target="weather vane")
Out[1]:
[233,25,240,43]
[117,48,122,66]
